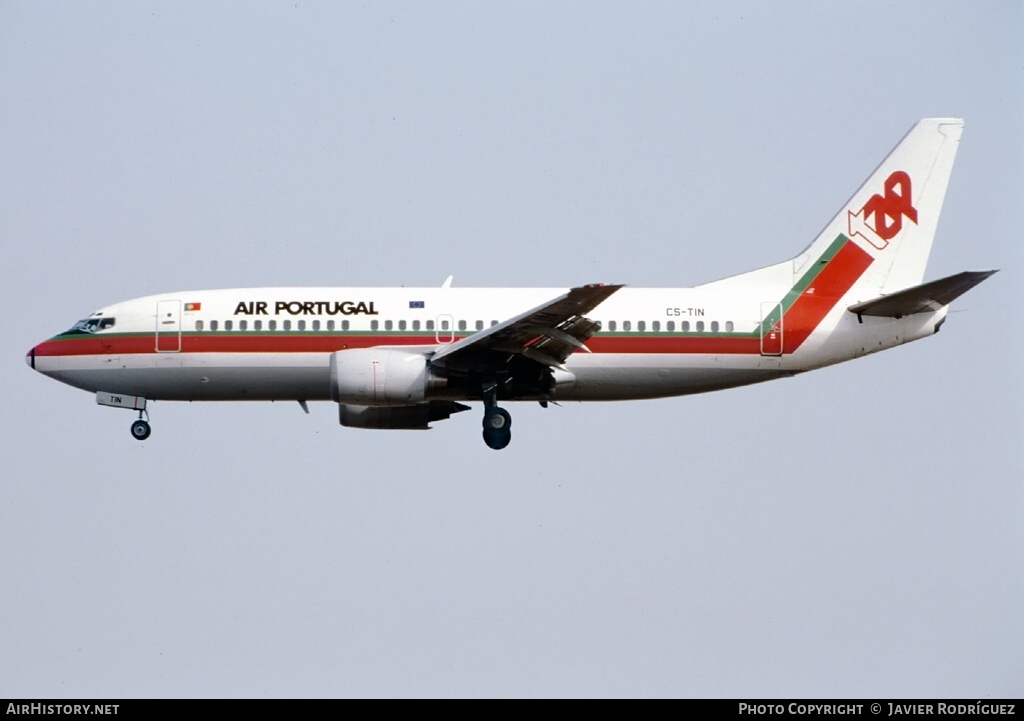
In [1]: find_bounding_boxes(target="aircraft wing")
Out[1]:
[431,284,623,369]
[847,270,997,318]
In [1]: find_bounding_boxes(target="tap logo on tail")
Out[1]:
[847,170,917,250]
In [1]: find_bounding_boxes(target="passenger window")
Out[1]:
[371,320,379,331]
[224,320,233,331]
[608,321,617,331]
[254,320,263,331]
[427,320,435,331]
[210,320,219,331]
[342,320,350,331]
[283,320,292,331]
[726,321,734,332]
[398,320,407,331]
[239,320,248,331]
[326,320,335,331]
[491,320,498,327]
[681,321,690,332]
[440,319,449,331]
[412,320,421,331]
[666,320,675,331]
[475,320,484,331]
[268,320,277,331]
[711,321,719,332]
[458,320,467,331]
[298,320,306,331]
[195,320,204,331]
[623,321,632,331]
[637,321,646,332]
[652,321,661,332]
[696,321,705,332]
[312,320,320,331]
[384,320,393,331]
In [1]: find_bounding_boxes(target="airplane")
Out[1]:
[26,118,995,450]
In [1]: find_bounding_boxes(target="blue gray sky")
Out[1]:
[2,1,1021,698]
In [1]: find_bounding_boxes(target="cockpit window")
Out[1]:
[68,317,116,334]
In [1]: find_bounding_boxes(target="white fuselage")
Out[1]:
[27,281,944,404]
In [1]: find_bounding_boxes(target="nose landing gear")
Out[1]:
[130,409,151,441]
[95,392,153,441]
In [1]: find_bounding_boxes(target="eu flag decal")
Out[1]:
[409,301,425,309]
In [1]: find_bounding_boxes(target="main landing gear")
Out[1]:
[481,383,512,450]
[483,406,511,450]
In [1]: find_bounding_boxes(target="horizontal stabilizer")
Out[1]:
[847,270,997,318]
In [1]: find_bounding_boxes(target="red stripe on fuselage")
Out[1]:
[781,240,873,352]
[34,333,764,356]
[33,334,435,357]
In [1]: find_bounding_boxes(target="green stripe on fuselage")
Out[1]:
[756,233,849,336]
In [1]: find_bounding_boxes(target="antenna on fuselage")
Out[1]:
[441,275,453,289]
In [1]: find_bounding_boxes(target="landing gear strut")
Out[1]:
[95,392,153,441]
[481,384,512,450]
[130,410,151,441]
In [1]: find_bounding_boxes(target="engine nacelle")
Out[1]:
[549,367,576,395]
[330,348,444,406]
[338,401,470,430]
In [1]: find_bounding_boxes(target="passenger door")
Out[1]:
[155,300,182,352]
[760,302,783,356]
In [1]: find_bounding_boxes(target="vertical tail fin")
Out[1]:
[792,118,964,295]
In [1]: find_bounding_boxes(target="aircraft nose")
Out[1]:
[26,345,36,370]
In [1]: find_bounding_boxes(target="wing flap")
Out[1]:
[431,284,622,366]
[847,270,997,318]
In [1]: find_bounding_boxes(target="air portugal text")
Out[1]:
[233,301,378,316]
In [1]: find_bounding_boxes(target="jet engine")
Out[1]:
[330,348,445,406]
